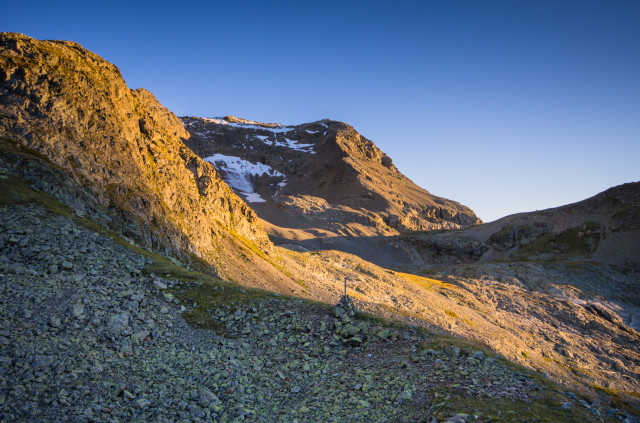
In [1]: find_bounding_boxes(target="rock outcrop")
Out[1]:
[0,32,299,286]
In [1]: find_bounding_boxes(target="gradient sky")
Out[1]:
[3,0,639,222]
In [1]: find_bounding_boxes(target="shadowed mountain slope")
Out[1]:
[180,116,481,255]
[397,181,640,267]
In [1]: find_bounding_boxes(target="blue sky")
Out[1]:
[3,0,639,222]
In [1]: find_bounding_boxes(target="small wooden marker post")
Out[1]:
[344,276,361,296]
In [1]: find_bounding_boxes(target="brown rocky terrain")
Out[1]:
[180,115,481,258]
[1,32,639,418]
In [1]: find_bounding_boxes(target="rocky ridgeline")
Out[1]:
[396,181,640,267]
[0,203,556,422]
[0,33,278,285]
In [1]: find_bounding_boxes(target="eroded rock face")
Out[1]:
[0,33,272,279]
[180,116,482,254]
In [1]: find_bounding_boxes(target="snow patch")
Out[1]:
[202,117,293,134]
[204,153,284,203]
[244,192,266,203]
[283,138,315,153]
[250,134,315,153]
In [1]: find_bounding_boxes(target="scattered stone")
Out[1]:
[153,279,167,290]
[70,302,85,319]
[48,316,62,328]
[198,387,220,408]
[107,312,130,338]
[0,203,578,422]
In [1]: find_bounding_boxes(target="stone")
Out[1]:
[397,390,412,402]
[119,389,135,400]
[131,330,150,344]
[48,316,62,328]
[31,355,53,370]
[334,295,357,319]
[70,303,85,319]
[471,351,484,360]
[107,312,130,338]
[198,387,220,408]
[189,405,206,418]
[153,279,167,290]
[135,398,151,409]
[377,329,389,340]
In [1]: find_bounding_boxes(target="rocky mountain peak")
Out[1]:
[181,114,481,259]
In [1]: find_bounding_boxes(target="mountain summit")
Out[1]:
[181,115,481,255]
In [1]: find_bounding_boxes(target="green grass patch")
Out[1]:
[593,385,640,415]
[488,224,514,247]
[445,309,458,318]
[611,206,640,232]
[170,281,273,335]
[428,388,611,423]
[0,174,73,217]
[512,222,603,260]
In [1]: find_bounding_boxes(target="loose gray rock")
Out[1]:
[70,302,85,319]
[107,312,130,338]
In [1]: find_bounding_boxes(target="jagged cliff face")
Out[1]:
[0,33,297,285]
[181,116,481,254]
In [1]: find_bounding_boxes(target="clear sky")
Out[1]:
[3,0,639,222]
